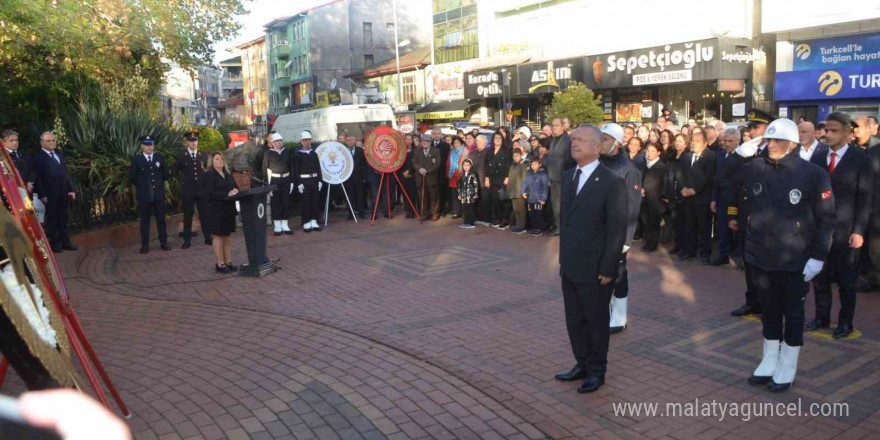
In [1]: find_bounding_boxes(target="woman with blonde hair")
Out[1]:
[202,151,239,273]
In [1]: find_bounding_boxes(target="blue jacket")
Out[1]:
[521,169,550,204]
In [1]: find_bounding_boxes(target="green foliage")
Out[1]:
[545,82,605,127]
[196,127,226,152]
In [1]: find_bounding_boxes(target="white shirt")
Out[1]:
[646,158,660,169]
[43,149,60,163]
[800,140,819,161]
[143,153,153,162]
[574,160,600,195]
[187,148,199,158]
[827,144,849,166]
[691,151,703,166]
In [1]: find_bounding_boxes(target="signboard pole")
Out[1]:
[323,184,359,227]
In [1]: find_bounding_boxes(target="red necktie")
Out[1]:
[829,152,837,174]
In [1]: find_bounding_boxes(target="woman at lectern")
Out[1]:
[203,152,239,273]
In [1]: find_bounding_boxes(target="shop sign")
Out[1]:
[329,90,341,105]
[395,112,416,134]
[425,63,469,101]
[315,91,329,107]
[516,58,584,95]
[582,38,752,89]
[776,65,880,101]
[417,110,465,120]
[793,33,880,71]
[465,70,504,99]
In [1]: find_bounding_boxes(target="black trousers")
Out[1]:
[867,213,880,283]
[344,179,366,214]
[740,223,760,309]
[683,201,712,257]
[270,177,291,220]
[400,176,417,215]
[477,186,491,221]
[449,187,462,217]
[641,204,662,250]
[612,253,629,299]
[462,202,476,226]
[300,185,321,224]
[562,273,613,377]
[138,200,167,248]
[486,186,506,224]
[44,195,71,247]
[439,176,449,214]
[528,203,546,231]
[182,196,209,242]
[754,267,808,346]
[812,243,859,325]
[419,183,440,218]
[670,203,686,250]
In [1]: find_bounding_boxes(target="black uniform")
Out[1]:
[432,139,451,213]
[7,149,34,186]
[129,152,170,250]
[262,148,293,222]
[639,159,667,251]
[599,152,642,300]
[680,149,717,260]
[728,153,835,346]
[344,146,368,218]
[294,148,322,227]
[172,149,209,245]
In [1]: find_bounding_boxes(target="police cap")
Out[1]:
[746,109,775,128]
[139,135,155,145]
[185,128,199,141]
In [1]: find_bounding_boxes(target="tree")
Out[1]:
[545,81,606,127]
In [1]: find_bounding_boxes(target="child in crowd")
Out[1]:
[507,148,529,234]
[521,157,550,237]
[457,158,480,229]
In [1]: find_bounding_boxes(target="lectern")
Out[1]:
[229,185,277,277]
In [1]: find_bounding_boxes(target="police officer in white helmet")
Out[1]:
[726,118,836,392]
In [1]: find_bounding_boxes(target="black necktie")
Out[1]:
[12,152,18,160]
[50,152,58,164]
[572,168,582,196]
[191,153,196,159]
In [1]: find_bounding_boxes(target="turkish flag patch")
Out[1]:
[821,190,832,200]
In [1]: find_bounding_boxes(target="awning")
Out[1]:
[467,55,531,72]
[416,99,470,120]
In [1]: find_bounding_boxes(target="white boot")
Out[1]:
[770,342,800,392]
[303,220,312,232]
[609,297,628,333]
[281,219,292,234]
[309,220,322,231]
[273,220,282,235]
[748,339,780,385]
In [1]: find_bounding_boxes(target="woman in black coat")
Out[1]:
[665,134,690,255]
[639,142,667,252]
[484,131,513,228]
[203,151,240,273]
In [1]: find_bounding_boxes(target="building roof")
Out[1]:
[262,0,346,29]
[346,47,432,79]
[231,35,265,50]
[219,55,242,67]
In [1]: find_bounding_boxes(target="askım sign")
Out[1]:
[581,38,754,89]
[515,59,584,95]
[775,65,880,101]
[793,33,880,71]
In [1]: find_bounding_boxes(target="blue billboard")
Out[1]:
[776,65,880,101]
[793,33,880,71]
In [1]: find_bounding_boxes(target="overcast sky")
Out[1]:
[213,0,327,62]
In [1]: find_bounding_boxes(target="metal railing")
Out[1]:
[67,187,181,232]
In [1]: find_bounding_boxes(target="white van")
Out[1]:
[272,104,398,143]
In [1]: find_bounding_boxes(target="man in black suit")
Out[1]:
[708,128,741,266]
[32,132,77,253]
[129,135,171,254]
[807,112,872,339]
[430,127,451,215]
[343,134,368,220]
[172,129,210,248]
[554,125,626,394]
[676,131,716,263]
[1,129,34,192]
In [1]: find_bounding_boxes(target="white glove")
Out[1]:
[735,136,763,158]
[803,258,824,282]
[419,168,427,176]
[289,183,294,194]
[298,184,304,193]
[318,182,323,191]
[622,245,630,253]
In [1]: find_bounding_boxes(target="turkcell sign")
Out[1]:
[775,65,880,101]
[793,33,880,71]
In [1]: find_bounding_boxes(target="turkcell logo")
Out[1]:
[793,33,880,70]
[776,65,880,101]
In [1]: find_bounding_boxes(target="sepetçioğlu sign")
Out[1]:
[581,38,753,89]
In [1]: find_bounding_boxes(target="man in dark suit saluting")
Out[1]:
[807,112,872,339]
[554,125,627,394]
[172,129,210,248]
[130,135,171,254]
[32,132,77,253]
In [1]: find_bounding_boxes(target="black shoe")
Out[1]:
[805,319,830,331]
[139,247,149,254]
[730,305,760,316]
[215,264,232,274]
[161,244,172,251]
[577,376,605,393]
[748,375,772,386]
[610,324,627,334]
[274,231,282,236]
[283,230,294,235]
[833,323,854,339]
[856,277,876,292]
[674,252,696,261]
[62,243,78,251]
[708,255,729,266]
[554,366,586,382]
[226,263,238,271]
[768,380,791,393]
[182,242,191,249]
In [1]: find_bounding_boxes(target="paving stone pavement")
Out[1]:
[6,212,880,439]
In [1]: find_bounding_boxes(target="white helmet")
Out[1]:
[269,133,283,142]
[300,131,313,140]
[762,118,799,144]
[601,123,624,144]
